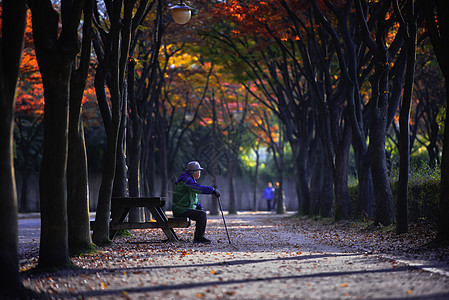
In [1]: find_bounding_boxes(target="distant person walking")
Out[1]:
[262,182,275,211]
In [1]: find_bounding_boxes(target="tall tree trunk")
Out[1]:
[334,120,352,220]
[210,94,219,215]
[28,0,84,269]
[67,0,94,254]
[112,0,133,200]
[276,175,286,215]
[320,144,334,218]
[19,166,31,212]
[0,0,34,297]
[127,59,143,198]
[354,151,374,218]
[112,95,128,198]
[369,70,394,226]
[309,137,324,216]
[252,145,260,211]
[397,2,416,234]
[38,63,72,268]
[228,159,237,214]
[296,143,311,215]
[438,82,449,244]
[92,0,124,246]
[67,89,92,253]
[422,0,449,245]
[159,115,168,198]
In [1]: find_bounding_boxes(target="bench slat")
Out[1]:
[111,197,166,208]
[110,217,190,230]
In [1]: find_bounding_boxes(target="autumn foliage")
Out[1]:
[15,9,97,122]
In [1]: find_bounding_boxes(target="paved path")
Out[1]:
[19,212,449,299]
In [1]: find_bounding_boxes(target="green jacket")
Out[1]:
[172,171,214,216]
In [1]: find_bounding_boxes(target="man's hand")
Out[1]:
[196,202,202,210]
[212,189,221,198]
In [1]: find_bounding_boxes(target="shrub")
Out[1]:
[390,161,440,224]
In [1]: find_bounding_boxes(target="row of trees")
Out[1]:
[1,0,449,298]
[199,0,449,233]
[1,0,280,297]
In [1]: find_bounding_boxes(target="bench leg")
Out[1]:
[110,207,131,240]
[149,207,179,242]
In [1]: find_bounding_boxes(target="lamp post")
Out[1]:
[170,0,193,25]
[210,90,219,215]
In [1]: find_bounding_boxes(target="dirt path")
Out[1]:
[20,212,449,299]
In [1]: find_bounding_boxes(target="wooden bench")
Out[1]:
[108,197,190,242]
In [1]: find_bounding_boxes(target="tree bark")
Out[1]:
[437,82,449,244]
[309,137,324,216]
[0,0,34,297]
[67,0,94,254]
[227,159,237,214]
[320,145,334,218]
[397,1,416,234]
[127,59,143,198]
[296,142,311,215]
[92,0,125,246]
[252,145,260,211]
[354,150,374,218]
[334,119,352,220]
[422,0,449,245]
[369,68,395,226]
[28,0,84,269]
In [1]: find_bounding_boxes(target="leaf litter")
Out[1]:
[18,212,449,299]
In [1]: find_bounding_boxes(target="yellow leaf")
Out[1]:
[341,283,348,287]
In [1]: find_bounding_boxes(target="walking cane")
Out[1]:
[216,196,231,244]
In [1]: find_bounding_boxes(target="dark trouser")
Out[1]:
[267,199,273,211]
[179,209,207,240]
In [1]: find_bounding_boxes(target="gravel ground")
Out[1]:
[18,212,449,299]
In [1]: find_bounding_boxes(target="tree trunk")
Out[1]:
[276,178,286,215]
[354,150,374,218]
[334,121,352,220]
[309,137,324,216]
[397,3,416,234]
[369,70,394,226]
[210,95,219,215]
[29,0,84,269]
[252,146,260,211]
[228,159,237,214]
[159,115,168,198]
[319,145,334,218]
[92,0,124,246]
[421,0,449,245]
[67,81,92,253]
[438,81,449,244]
[19,166,31,212]
[0,0,33,296]
[67,0,94,254]
[112,95,128,198]
[38,67,72,268]
[127,59,143,198]
[296,143,311,215]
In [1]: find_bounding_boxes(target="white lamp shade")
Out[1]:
[185,112,195,122]
[171,4,192,25]
[233,110,244,122]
